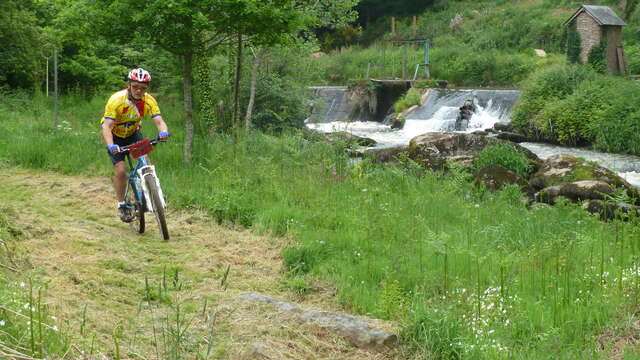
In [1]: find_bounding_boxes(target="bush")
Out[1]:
[474,143,532,178]
[510,63,598,136]
[626,44,640,75]
[511,62,640,155]
[591,80,640,154]
[535,77,614,145]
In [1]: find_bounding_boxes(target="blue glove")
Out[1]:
[158,131,170,140]
[107,144,120,155]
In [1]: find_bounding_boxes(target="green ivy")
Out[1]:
[194,52,216,134]
[566,22,581,64]
[587,34,607,74]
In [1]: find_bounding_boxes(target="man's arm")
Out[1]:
[152,115,169,134]
[102,119,116,145]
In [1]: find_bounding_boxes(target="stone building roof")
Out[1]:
[564,5,627,26]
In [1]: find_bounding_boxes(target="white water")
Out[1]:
[307,98,504,147]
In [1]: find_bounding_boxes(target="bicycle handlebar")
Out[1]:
[118,137,165,154]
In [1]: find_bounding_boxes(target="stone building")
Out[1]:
[564,5,627,75]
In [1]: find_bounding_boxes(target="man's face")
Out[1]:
[128,81,149,101]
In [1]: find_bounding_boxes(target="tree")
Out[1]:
[242,0,360,129]
[0,0,44,89]
[95,0,305,163]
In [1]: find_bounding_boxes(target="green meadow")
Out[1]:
[2,94,640,359]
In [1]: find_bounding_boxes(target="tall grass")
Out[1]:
[2,94,640,358]
[0,209,73,359]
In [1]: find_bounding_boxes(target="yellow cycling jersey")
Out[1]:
[101,89,161,138]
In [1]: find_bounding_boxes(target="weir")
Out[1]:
[405,89,522,132]
[306,86,355,123]
[307,86,522,132]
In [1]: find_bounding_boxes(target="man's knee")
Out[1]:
[114,162,127,179]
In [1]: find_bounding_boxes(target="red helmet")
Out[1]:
[127,68,151,83]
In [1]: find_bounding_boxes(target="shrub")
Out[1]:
[625,44,640,75]
[590,80,640,154]
[510,63,597,136]
[474,143,532,178]
[535,77,614,145]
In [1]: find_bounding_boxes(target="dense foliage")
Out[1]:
[512,63,640,154]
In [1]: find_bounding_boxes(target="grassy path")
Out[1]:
[0,168,398,359]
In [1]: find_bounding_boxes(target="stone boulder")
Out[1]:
[323,131,377,147]
[407,132,541,172]
[536,180,614,204]
[362,146,408,164]
[582,200,640,220]
[238,292,397,350]
[529,154,637,200]
[493,122,514,132]
[496,132,530,143]
[455,99,476,131]
[474,165,535,196]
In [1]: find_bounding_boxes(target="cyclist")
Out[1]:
[101,68,170,222]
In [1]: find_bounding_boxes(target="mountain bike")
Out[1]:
[120,138,169,240]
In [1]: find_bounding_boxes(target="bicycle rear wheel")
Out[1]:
[145,175,169,240]
[126,179,145,234]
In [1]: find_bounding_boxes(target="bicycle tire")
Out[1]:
[145,175,169,240]
[126,179,145,234]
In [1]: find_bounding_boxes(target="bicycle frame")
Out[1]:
[125,153,148,210]
[122,139,166,213]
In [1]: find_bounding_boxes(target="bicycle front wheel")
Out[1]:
[145,175,169,240]
[126,179,145,234]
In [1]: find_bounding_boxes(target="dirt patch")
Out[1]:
[0,168,402,359]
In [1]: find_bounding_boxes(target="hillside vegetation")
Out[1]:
[314,0,640,85]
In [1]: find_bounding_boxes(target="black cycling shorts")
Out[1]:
[108,131,143,164]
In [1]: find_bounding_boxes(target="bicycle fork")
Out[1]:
[137,165,166,213]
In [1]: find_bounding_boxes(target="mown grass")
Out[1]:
[3,94,640,358]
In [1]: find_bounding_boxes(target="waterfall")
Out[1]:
[406,89,522,132]
[307,88,521,146]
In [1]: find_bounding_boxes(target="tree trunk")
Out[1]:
[233,33,243,128]
[194,52,215,136]
[245,48,266,130]
[183,52,194,163]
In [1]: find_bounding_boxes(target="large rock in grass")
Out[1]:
[407,132,541,171]
[529,155,638,201]
[238,292,397,350]
[536,180,615,204]
[474,164,535,196]
[582,200,640,220]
